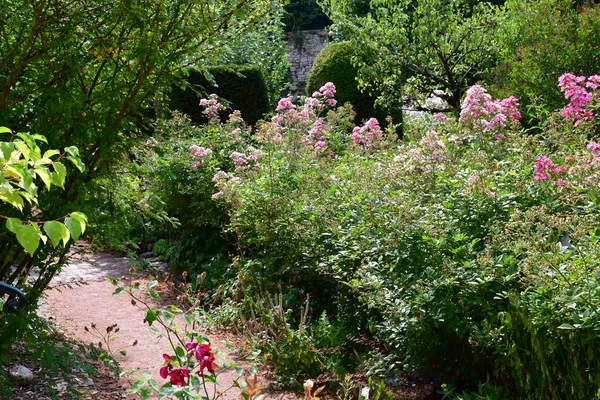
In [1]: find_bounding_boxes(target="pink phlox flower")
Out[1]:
[460,85,521,133]
[276,97,296,112]
[230,152,248,165]
[559,73,597,125]
[552,178,566,187]
[534,156,564,181]
[190,145,212,158]
[199,94,226,123]
[433,113,447,124]
[588,141,600,157]
[352,118,383,147]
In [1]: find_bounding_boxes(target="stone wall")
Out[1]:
[286,29,329,99]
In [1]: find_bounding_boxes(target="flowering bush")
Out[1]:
[133,75,600,398]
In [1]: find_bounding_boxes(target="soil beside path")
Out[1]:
[42,252,293,400]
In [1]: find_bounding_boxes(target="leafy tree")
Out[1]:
[215,7,290,106]
[284,0,332,31]
[0,0,278,298]
[490,0,600,127]
[321,0,505,108]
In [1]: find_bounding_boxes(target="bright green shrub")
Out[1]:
[170,65,270,126]
[306,42,397,125]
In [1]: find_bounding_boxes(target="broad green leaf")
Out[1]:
[0,186,24,210]
[0,142,13,161]
[0,127,11,134]
[145,308,158,326]
[6,217,22,233]
[70,211,88,223]
[14,224,41,255]
[64,216,82,241]
[162,310,175,326]
[65,146,85,172]
[43,221,70,248]
[51,162,67,188]
[35,167,52,189]
[35,158,54,166]
[140,388,151,400]
[13,141,30,161]
[43,149,60,159]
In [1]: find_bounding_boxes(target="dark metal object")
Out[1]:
[0,282,27,313]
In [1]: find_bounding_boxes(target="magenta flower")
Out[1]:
[559,73,597,126]
[534,156,564,181]
[186,342,216,375]
[159,354,189,386]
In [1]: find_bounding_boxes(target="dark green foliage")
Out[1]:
[306,42,400,125]
[170,66,270,127]
[284,0,332,31]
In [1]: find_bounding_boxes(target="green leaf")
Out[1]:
[0,142,14,161]
[0,186,24,210]
[148,290,160,300]
[51,162,67,188]
[64,216,83,241]
[140,387,152,400]
[43,149,60,159]
[145,309,158,326]
[6,218,22,233]
[35,167,52,190]
[558,323,576,330]
[113,287,124,295]
[65,146,85,172]
[162,310,175,326]
[0,127,12,134]
[43,221,70,248]
[14,224,41,255]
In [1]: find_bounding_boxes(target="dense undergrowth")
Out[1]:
[93,73,600,398]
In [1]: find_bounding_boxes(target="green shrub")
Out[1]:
[306,42,397,125]
[170,65,270,126]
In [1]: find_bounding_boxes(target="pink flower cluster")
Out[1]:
[588,141,600,157]
[199,94,227,123]
[190,145,212,170]
[559,73,600,126]
[312,82,337,108]
[459,85,521,135]
[230,149,262,172]
[433,113,447,124]
[534,155,564,182]
[352,118,383,147]
[306,119,328,153]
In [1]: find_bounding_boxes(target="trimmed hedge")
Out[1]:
[306,41,403,130]
[171,65,270,126]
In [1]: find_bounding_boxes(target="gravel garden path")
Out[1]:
[41,251,292,400]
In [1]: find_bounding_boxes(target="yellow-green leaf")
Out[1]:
[14,224,41,255]
[35,167,52,189]
[43,221,70,248]
[64,216,82,241]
